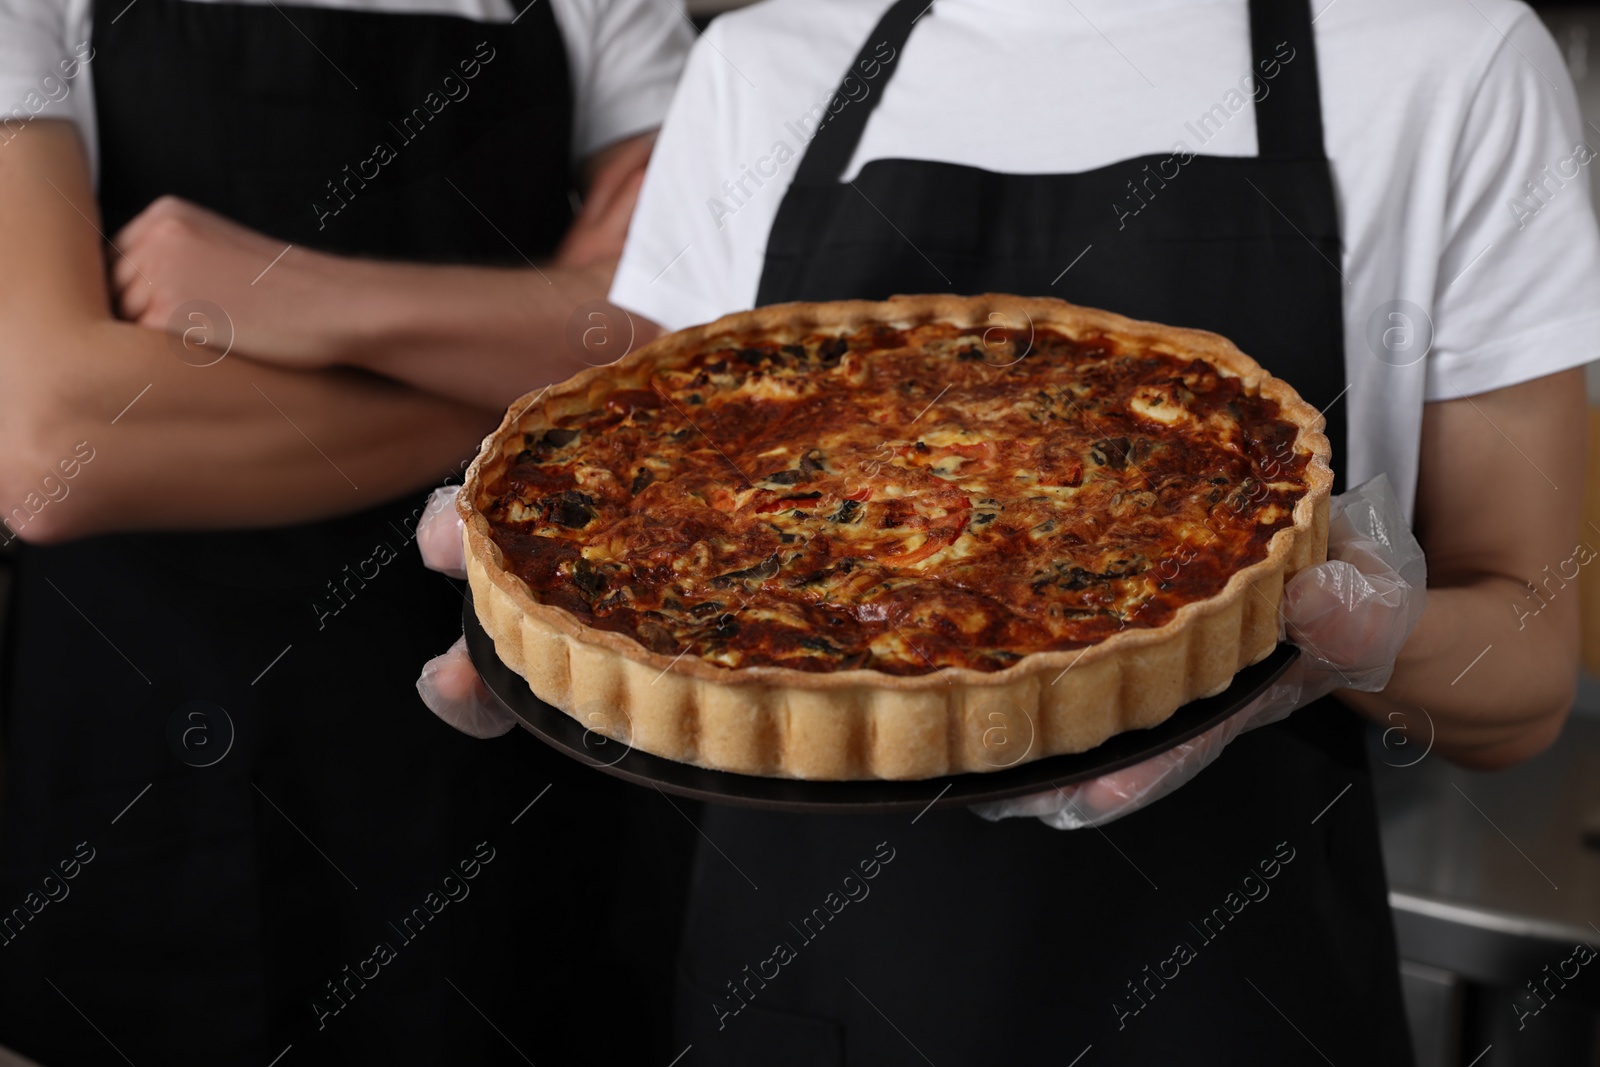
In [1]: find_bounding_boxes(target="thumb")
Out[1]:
[1282,558,1408,674]
[417,635,518,739]
[418,485,467,579]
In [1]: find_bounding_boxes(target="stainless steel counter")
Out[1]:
[1376,692,1600,1066]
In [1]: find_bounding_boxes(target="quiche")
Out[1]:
[460,295,1331,780]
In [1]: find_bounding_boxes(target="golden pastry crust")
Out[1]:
[460,294,1332,780]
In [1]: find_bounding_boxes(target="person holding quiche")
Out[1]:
[421,0,1598,1061]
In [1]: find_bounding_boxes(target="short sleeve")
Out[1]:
[556,0,693,160]
[0,0,93,138]
[609,19,770,330]
[1426,8,1600,401]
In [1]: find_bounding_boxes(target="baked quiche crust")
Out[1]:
[460,294,1332,781]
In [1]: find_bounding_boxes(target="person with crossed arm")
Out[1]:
[0,1,691,1063]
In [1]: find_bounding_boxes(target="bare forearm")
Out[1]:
[1339,573,1580,769]
[325,255,637,407]
[0,121,496,541]
[106,132,662,409]
[3,318,495,542]
[1341,371,1590,770]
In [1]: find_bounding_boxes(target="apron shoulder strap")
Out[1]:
[798,0,1328,184]
[792,0,926,187]
[1249,0,1327,158]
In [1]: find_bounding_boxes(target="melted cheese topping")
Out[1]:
[483,323,1312,675]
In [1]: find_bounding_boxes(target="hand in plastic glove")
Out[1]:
[413,485,519,739]
[972,474,1427,831]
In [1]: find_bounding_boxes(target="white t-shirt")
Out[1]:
[611,0,1600,519]
[0,0,693,181]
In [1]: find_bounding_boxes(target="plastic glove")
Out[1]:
[414,485,519,738]
[972,474,1427,831]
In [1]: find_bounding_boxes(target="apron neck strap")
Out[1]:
[1249,0,1326,158]
[795,0,1327,188]
[791,0,926,187]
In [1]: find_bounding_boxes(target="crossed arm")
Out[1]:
[106,133,662,409]
[0,120,652,542]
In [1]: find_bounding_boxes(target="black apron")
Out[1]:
[679,1,1409,1063]
[0,4,691,1065]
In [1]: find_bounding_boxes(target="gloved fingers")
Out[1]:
[416,635,517,739]
[972,785,1083,821]
[1079,711,1245,804]
[972,652,1329,830]
[1283,559,1409,673]
[1275,473,1428,692]
[979,475,1426,831]
[1330,473,1428,592]
[1282,563,1413,693]
[1074,744,1200,814]
[1230,655,1340,735]
[973,712,1245,830]
[418,485,468,579]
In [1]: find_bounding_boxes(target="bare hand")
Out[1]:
[552,133,653,271]
[110,195,342,368]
